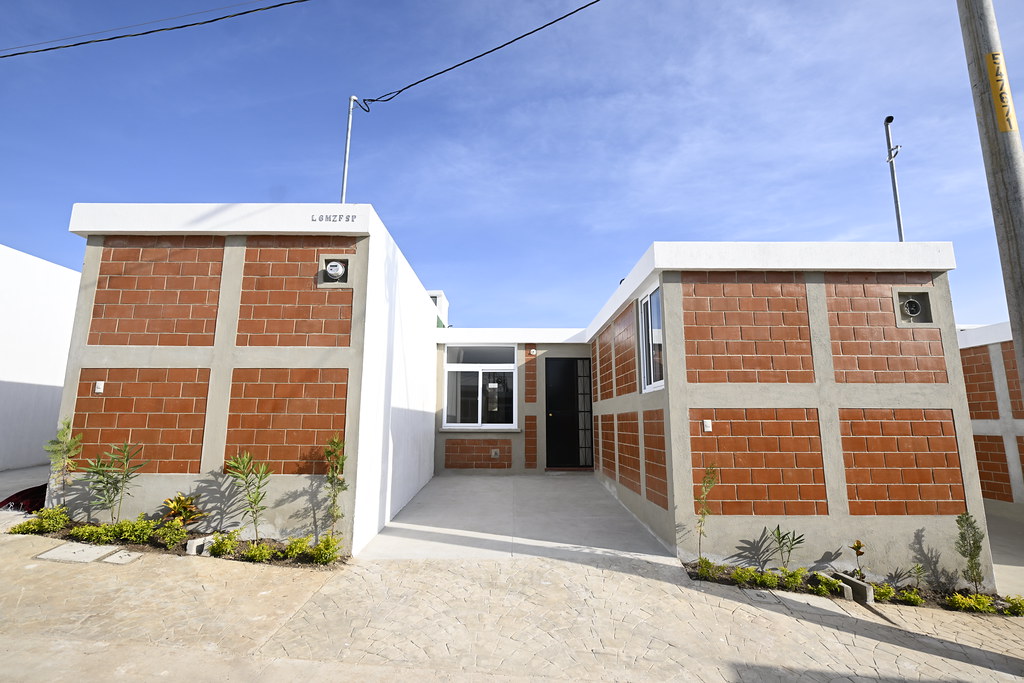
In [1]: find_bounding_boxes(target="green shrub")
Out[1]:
[751,570,779,589]
[283,535,312,560]
[872,582,896,602]
[8,519,47,535]
[810,573,843,597]
[946,592,996,613]
[895,587,925,606]
[241,541,275,563]
[112,514,158,544]
[35,506,72,532]
[67,524,118,544]
[154,518,189,550]
[729,566,758,586]
[309,535,341,565]
[1002,595,1024,617]
[208,530,241,558]
[955,512,986,593]
[696,556,723,581]
[161,493,208,526]
[778,567,807,591]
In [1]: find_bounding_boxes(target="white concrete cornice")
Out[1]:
[69,203,378,236]
[958,321,1012,348]
[437,328,588,344]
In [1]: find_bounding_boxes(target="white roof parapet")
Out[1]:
[69,203,378,236]
[585,241,956,341]
[957,321,1012,348]
[438,328,588,345]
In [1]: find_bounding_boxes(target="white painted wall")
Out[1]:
[0,245,81,471]
[351,213,438,554]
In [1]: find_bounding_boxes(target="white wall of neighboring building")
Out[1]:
[351,213,438,554]
[0,245,81,471]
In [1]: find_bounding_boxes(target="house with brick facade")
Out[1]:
[56,203,994,584]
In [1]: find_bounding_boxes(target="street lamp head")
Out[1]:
[884,115,894,124]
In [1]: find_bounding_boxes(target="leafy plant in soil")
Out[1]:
[848,539,866,580]
[946,592,996,613]
[154,518,189,549]
[161,493,208,527]
[225,451,270,543]
[768,526,804,570]
[895,587,925,606]
[8,506,71,535]
[241,541,275,563]
[83,442,148,523]
[872,582,896,602]
[694,464,719,565]
[955,512,986,593]
[309,534,341,565]
[323,434,348,538]
[810,573,843,597]
[208,530,242,557]
[45,418,81,507]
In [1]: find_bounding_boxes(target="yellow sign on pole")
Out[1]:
[987,52,1018,133]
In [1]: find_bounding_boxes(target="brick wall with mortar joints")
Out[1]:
[525,344,537,403]
[595,328,615,401]
[612,303,638,396]
[89,236,224,346]
[73,368,210,474]
[226,368,348,475]
[840,408,965,515]
[960,345,999,419]
[681,271,814,383]
[825,272,946,383]
[444,439,512,469]
[599,413,616,479]
[237,236,356,347]
[973,434,1014,502]
[616,412,641,494]
[1019,437,1024,485]
[643,409,668,509]
[689,408,827,515]
[524,415,538,469]
[1001,342,1024,419]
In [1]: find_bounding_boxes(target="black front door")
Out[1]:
[545,357,594,468]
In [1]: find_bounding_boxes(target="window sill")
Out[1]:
[441,426,521,433]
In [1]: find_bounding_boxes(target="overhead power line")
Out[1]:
[0,0,313,60]
[358,0,605,111]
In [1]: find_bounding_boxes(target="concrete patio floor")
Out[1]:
[357,472,674,562]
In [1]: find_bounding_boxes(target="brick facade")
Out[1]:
[961,345,999,419]
[681,272,814,383]
[612,304,638,396]
[643,409,668,509]
[237,236,355,347]
[826,273,947,383]
[524,344,537,403]
[73,368,210,474]
[444,439,512,469]
[89,236,224,346]
[616,412,641,494]
[595,327,614,401]
[689,408,827,516]
[973,434,1013,502]
[524,415,538,469]
[840,408,965,515]
[599,414,615,479]
[1002,342,1024,419]
[226,368,348,474]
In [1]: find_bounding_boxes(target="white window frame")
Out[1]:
[638,284,665,392]
[442,344,518,429]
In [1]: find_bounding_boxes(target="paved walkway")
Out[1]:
[3,473,1024,681]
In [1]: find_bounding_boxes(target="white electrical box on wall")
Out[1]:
[703,419,712,433]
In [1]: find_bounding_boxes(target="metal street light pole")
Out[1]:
[957,0,1024,383]
[341,95,358,204]
[883,116,905,242]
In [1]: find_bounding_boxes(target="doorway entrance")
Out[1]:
[544,357,594,468]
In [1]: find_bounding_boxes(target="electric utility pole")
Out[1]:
[958,0,1024,384]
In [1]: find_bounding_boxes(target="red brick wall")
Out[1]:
[612,304,638,396]
[237,236,356,347]
[73,368,210,474]
[826,273,946,383]
[90,236,224,346]
[840,408,965,515]
[525,344,537,403]
[961,345,999,419]
[682,272,813,383]
[524,415,537,469]
[1002,342,1024,419]
[616,412,641,494]
[643,409,668,510]
[444,439,512,469]
[226,368,348,474]
[689,408,827,515]
[974,434,1013,502]
[599,414,615,478]
[595,328,614,401]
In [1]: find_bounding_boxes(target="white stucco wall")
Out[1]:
[351,214,438,553]
[0,245,81,471]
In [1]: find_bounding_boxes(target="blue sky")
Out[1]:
[2,1,1023,328]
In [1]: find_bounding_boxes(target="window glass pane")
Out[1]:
[649,288,663,383]
[446,371,479,424]
[481,371,514,424]
[446,346,515,364]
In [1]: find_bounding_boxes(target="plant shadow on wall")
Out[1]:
[910,527,959,594]
[727,527,842,574]
[191,470,247,533]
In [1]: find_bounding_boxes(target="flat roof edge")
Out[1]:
[649,241,956,272]
[957,321,1012,348]
[437,328,588,344]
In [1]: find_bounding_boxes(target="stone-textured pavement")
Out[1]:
[3,532,1024,681]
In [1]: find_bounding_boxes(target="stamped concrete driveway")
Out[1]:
[357,472,675,562]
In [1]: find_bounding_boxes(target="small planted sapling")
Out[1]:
[161,492,208,526]
[769,525,805,570]
[848,539,866,580]
[225,451,271,543]
[695,464,719,567]
[45,417,81,507]
[83,442,148,523]
[955,511,986,593]
[323,434,348,538]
